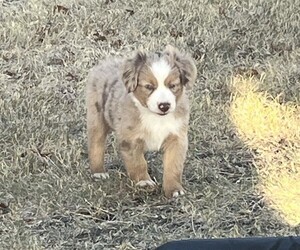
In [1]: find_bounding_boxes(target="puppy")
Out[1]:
[86,45,197,198]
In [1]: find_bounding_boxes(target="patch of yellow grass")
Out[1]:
[230,76,300,226]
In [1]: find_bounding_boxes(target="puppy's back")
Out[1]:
[87,58,123,91]
[86,57,127,129]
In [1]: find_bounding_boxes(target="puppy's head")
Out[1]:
[122,45,197,116]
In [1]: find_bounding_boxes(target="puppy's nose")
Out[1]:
[158,102,170,113]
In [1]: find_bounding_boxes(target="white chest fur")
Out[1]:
[140,111,183,151]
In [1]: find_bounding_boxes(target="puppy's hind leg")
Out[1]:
[86,87,109,179]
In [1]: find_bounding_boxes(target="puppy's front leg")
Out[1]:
[162,134,188,198]
[120,138,155,187]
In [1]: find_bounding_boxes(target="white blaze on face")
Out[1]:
[147,59,176,114]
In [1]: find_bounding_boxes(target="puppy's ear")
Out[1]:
[163,45,197,90]
[122,50,147,92]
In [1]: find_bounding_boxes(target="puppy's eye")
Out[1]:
[169,84,176,90]
[145,84,155,91]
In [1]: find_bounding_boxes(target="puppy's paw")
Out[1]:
[164,183,185,198]
[172,190,185,198]
[136,179,156,187]
[92,172,109,180]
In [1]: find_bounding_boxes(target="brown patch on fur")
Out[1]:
[163,45,197,90]
[120,140,131,151]
[139,66,158,87]
[164,68,183,101]
[132,66,158,107]
[132,85,149,107]
[95,102,101,113]
[135,138,145,146]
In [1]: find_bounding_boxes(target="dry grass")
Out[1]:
[230,77,300,226]
[1,0,300,249]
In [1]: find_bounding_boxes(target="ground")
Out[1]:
[0,0,300,249]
